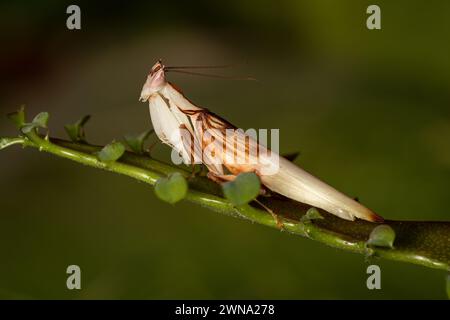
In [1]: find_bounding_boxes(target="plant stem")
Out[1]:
[1,134,449,271]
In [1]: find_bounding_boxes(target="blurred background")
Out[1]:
[1,0,449,299]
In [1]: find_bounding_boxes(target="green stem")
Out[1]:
[0,137,25,149]
[23,132,160,185]
[1,134,449,272]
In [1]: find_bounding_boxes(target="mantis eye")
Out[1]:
[150,64,162,76]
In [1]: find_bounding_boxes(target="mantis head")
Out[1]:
[139,60,166,102]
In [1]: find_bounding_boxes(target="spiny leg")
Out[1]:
[254,198,284,230]
[189,164,202,179]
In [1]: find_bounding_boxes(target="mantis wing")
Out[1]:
[157,82,381,222]
[160,84,224,175]
[189,109,382,222]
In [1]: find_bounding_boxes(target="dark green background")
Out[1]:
[1,1,449,299]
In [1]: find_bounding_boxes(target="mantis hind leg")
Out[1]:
[189,164,199,179]
[254,199,284,230]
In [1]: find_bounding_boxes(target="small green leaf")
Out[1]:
[17,111,49,134]
[367,224,396,249]
[32,112,49,128]
[301,207,324,223]
[154,172,188,204]
[7,105,26,129]
[446,274,450,300]
[222,172,261,206]
[20,124,36,134]
[64,115,91,142]
[64,125,80,142]
[97,141,125,162]
[124,129,154,154]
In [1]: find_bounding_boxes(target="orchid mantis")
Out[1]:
[139,60,383,223]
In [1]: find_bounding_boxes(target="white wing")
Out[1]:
[185,107,383,222]
[260,157,382,222]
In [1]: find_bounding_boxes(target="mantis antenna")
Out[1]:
[166,69,256,81]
